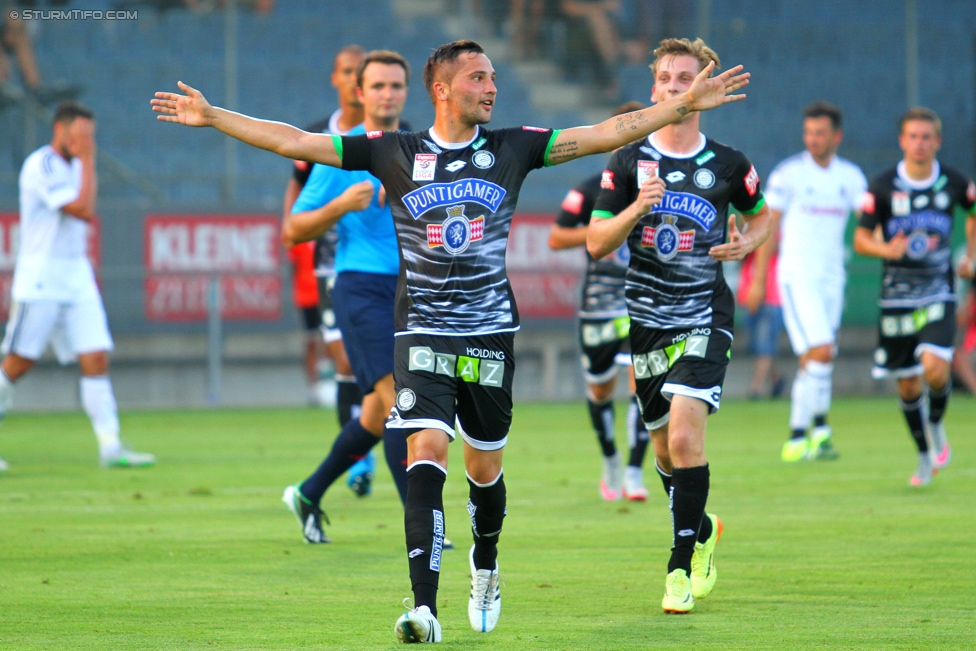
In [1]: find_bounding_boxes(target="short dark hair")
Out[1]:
[53,101,93,126]
[803,101,843,130]
[356,50,411,89]
[423,40,484,102]
[333,44,366,72]
[900,106,941,137]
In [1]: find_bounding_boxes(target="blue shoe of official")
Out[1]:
[347,451,375,497]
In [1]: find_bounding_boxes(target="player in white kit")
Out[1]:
[0,102,155,471]
[747,102,866,461]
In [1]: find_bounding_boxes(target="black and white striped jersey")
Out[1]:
[593,133,764,330]
[555,173,629,320]
[860,162,976,308]
[338,125,557,335]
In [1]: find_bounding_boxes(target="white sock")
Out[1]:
[0,369,15,416]
[80,375,121,457]
[789,369,814,432]
[806,360,834,422]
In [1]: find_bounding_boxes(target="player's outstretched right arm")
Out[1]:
[151,81,341,168]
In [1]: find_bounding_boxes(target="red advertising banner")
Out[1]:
[507,213,584,318]
[143,214,282,321]
[0,211,101,321]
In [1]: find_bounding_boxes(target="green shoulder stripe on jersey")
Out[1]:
[331,134,343,163]
[592,210,616,220]
[738,195,766,216]
[543,129,563,167]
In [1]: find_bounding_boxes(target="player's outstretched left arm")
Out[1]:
[709,203,773,262]
[151,81,342,168]
[547,62,749,165]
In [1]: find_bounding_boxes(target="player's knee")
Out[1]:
[78,351,109,376]
[587,380,615,403]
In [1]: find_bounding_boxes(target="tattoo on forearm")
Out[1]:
[613,111,647,134]
[549,140,579,162]
[677,107,688,116]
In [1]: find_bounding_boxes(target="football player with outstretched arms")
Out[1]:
[152,39,749,643]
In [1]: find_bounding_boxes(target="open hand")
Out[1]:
[687,62,749,112]
[151,81,214,127]
[66,118,96,159]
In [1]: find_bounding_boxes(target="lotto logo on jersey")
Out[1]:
[413,154,437,182]
[637,160,659,188]
[744,164,760,196]
[427,205,484,254]
[601,170,615,190]
[640,222,695,261]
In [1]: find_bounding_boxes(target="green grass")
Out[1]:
[1,397,974,650]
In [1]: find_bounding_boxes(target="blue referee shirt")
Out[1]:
[292,125,399,276]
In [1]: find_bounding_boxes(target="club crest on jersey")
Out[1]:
[650,190,718,229]
[637,160,658,188]
[427,205,484,254]
[905,229,937,261]
[403,179,506,219]
[641,215,695,261]
[694,168,715,189]
[472,150,495,169]
[892,191,910,216]
[413,153,437,181]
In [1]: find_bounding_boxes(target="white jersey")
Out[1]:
[13,145,99,302]
[766,151,867,283]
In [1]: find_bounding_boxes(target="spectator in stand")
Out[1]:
[0,5,82,108]
[559,0,621,101]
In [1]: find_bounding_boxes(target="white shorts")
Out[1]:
[1,298,114,364]
[779,277,843,356]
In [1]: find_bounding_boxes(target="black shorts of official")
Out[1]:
[629,322,733,430]
[330,271,397,394]
[579,316,631,384]
[387,332,515,451]
[872,301,955,379]
[299,305,322,332]
[316,276,342,342]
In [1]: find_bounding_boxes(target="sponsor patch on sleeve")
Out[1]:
[561,189,585,214]
[522,126,548,132]
[861,191,876,214]
[601,170,615,190]
[293,160,309,172]
[744,164,760,196]
[366,130,383,139]
[967,181,976,204]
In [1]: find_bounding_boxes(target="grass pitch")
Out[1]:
[1,397,974,650]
